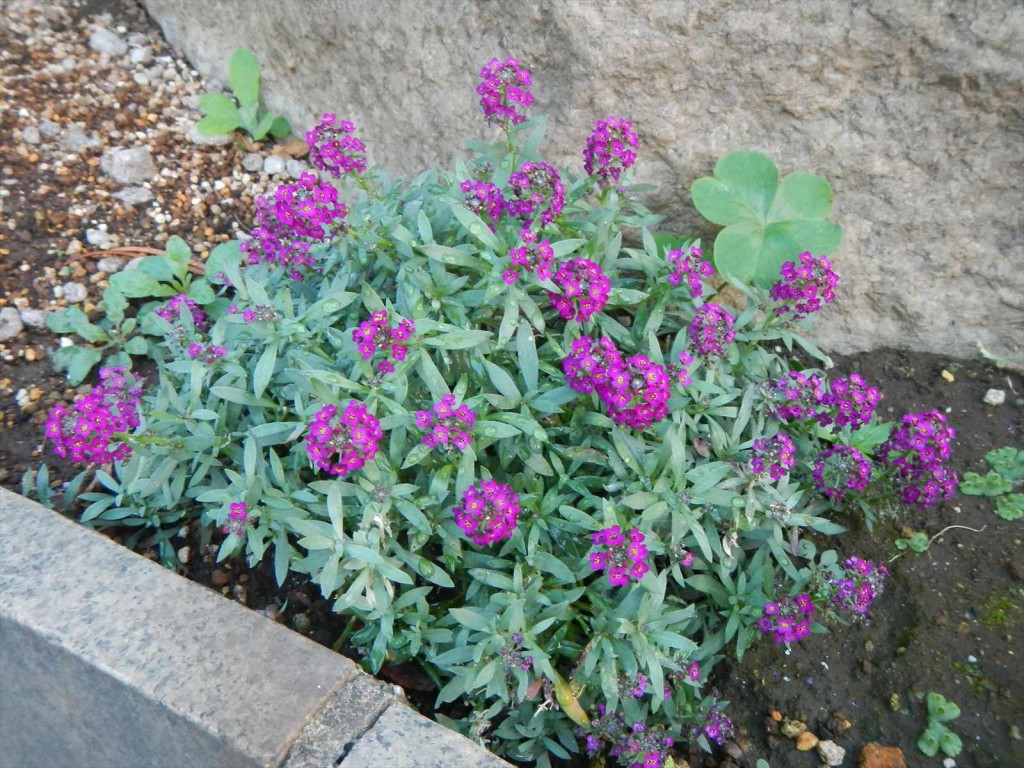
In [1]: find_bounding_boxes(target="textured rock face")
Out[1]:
[142,0,1024,362]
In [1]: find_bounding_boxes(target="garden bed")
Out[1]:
[2,2,1023,768]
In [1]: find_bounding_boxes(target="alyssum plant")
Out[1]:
[38,57,958,768]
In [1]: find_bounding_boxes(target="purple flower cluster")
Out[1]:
[45,366,142,465]
[186,343,226,363]
[771,370,829,423]
[602,355,672,430]
[693,705,735,746]
[157,294,207,330]
[352,310,415,375]
[548,257,610,323]
[750,433,797,480]
[563,336,671,430]
[305,402,382,477]
[583,116,639,188]
[452,478,521,546]
[667,245,714,299]
[499,634,533,671]
[584,706,675,768]
[822,373,881,431]
[689,303,736,357]
[222,502,249,536]
[589,525,649,586]
[460,180,505,228]
[757,593,815,644]
[879,410,958,507]
[305,114,367,177]
[242,173,347,280]
[476,56,533,127]
[668,350,696,388]
[769,251,839,321]
[823,556,889,619]
[415,394,476,451]
[237,304,282,324]
[812,444,873,501]
[508,161,565,227]
[507,229,555,282]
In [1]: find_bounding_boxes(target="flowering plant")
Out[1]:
[35,58,958,768]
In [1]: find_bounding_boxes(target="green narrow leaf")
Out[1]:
[228,48,260,108]
[253,345,277,398]
[484,361,521,400]
[197,92,241,134]
[516,321,539,392]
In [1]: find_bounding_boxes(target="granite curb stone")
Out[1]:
[0,489,513,767]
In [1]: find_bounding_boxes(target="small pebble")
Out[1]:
[285,158,307,178]
[0,307,25,341]
[176,546,190,564]
[263,154,286,175]
[796,731,819,751]
[62,282,88,303]
[101,146,157,184]
[983,388,1006,406]
[188,124,234,146]
[96,256,126,273]
[129,46,152,65]
[211,569,230,587]
[89,27,127,56]
[22,125,41,144]
[19,308,47,330]
[242,152,263,172]
[816,739,845,766]
[943,759,956,768]
[38,118,60,138]
[85,228,113,248]
[781,719,807,739]
[941,369,955,383]
[113,186,154,206]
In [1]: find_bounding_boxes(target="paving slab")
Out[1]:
[0,488,356,767]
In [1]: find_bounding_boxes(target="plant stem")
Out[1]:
[889,524,987,563]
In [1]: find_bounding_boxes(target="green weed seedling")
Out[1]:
[917,692,963,758]
[961,446,1024,521]
[196,47,291,142]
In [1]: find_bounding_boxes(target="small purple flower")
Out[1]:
[590,525,649,586]
[476,56,533,127]
[305,114,367,177]
[157,294,207,331]
[689,303,735,357]
[508,161,564,227]
[757,594,815,644]
[352,311,415,376]
[583,116,639,188]
[508,229,555,280]
[879,410,958,507]
[453,479,521,546]
[416,394,476,452]
[222,502,249,536]
[769,251,839,321]
[305,402,382,478]
[750,433,797,480]
[667,245,714,299]
[548,257,610,322]
[812,445,872,501]
[460,180,505,228]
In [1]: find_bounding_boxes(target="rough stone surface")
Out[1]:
[283,674,392,768]
[339,702,512,768]
[0,307,25,341]
[0,488,355,768]
[859,743,908,768]
[142,0,1024,364]
[817,738,847,766]
[100,146,157,184]
[113,186,154,206]
[88,27,127,56]
[17,308,47,330]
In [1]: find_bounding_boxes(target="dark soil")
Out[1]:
[2,2,1022,767]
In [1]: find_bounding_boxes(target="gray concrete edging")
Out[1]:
[0,488,510,768]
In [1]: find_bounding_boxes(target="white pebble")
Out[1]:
[0,307,25,342]
[85,228,113,248]
[89,28,127,57]
[129,47,152,65]
[242,153,263,172]
[63,282,88,304]
[285,159,307,178]
[18,308,48,330]
[21,125,41,144]
[263,154,286,175]
[96,257,126,273]
[983,388,1006,406]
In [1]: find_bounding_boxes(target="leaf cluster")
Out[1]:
[196,48,291,142]
[960,446,1024,521]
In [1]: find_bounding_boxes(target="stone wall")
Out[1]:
[142,0,1024,363]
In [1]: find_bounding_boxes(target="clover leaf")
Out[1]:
[691,151,843,287]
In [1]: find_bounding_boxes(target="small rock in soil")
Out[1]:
[858,743,906,768]
[263,154,286,175]
[827,711,853,735]
[101,146,157,184]
[62,282,88,304]
[211,569,230,587]
[176,545,190,564]
[21,125,41,144]
[113,186,154,206]
[232,584,248,604]
[292,612,311,631]
[0,308,25,341]
[983,388,1006,405]
[129,46,152,65]
[242,153,263,172]
[188,124,234,146]
[796,731,819,751]
[89,27,127,56]
[942,758,956,768]
[85,228,113,248]
[96,257,126,273]
[18,308,47,330]
[61,124,102,153]
[285,158,307,178]
[38,118,60,138]
[781,719,808,738]
[817,739,845,766]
